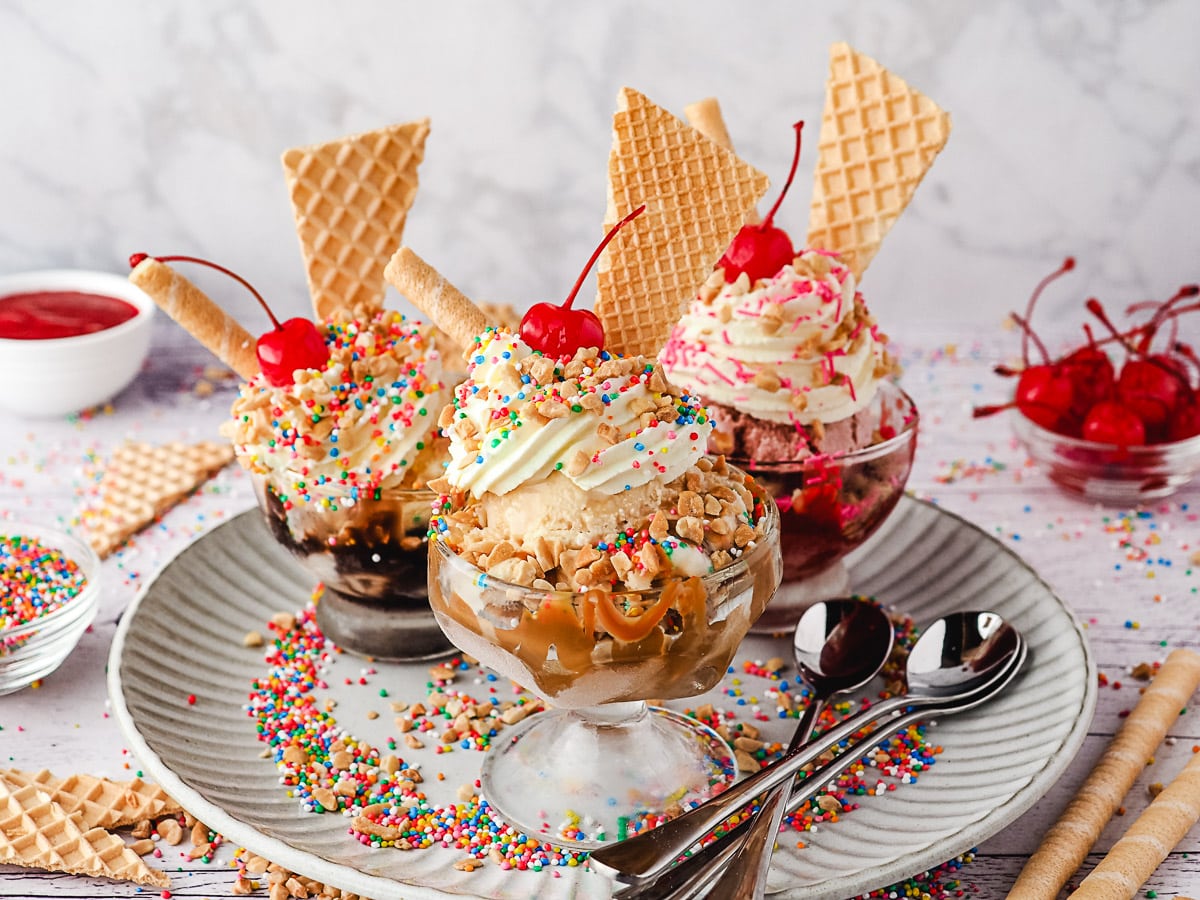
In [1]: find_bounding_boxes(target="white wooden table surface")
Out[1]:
[2,321,1198,899]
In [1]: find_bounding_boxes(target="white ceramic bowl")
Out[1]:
[0,269,155,416]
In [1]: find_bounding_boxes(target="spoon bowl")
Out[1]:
[795,597,895,702]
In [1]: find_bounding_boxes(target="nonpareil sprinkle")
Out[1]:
[1,534,87,629]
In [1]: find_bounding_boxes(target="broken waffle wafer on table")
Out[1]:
[596,86,769,359]
[79,440,234,558]
[0,769,181,831]
[283,119,431,320]
[0,780,170,888]
[806,41,952,279]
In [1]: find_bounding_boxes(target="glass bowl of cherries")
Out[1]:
[978,259,1200,504]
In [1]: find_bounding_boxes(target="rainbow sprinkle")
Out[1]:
[1,533,87,630]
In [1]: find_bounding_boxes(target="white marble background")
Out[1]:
[2,0,1198,343]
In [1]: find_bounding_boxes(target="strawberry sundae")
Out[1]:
[663,44,948,629]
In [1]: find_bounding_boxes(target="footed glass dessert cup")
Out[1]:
[427,481,781,850]
[737,380,918,634]
[252,474,452,661]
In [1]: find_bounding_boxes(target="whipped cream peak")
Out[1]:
[224,309,452,506]
[660,249,889,427]
[438,329,713,499]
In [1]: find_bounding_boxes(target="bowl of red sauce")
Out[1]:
[0,269,155,416]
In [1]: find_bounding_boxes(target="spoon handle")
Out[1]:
[710,696,830,900]
[592,693,911,884]
[612,704,927,900]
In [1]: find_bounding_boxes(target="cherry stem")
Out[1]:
[1020,257,1075,365]
[762,121,804,228]
[561,204,646,310]
[134,253,280,330]
[1136,284,1200,354]
[1010,312,1051,366]
[1086,297,1138,356]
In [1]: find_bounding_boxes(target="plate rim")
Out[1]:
[107,495,1097,899]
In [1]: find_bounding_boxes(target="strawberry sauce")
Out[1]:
[0,291,139,340]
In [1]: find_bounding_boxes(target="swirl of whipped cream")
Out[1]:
[224,310,452,506]
[660,250,888,426]
[442,330,712,499]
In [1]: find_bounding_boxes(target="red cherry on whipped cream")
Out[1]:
[717,121,804,284]
[519,204,646,358]
[129,253,327,386]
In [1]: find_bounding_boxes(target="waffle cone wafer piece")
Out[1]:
[384,246,489,357]
[283,119,430,320]
[129,257,259,379]
[685,97,760,225]
[1070,749,1200,898]
[0,781,170,888]
[80,440,234,558]
[1010,648,1200,899]
[596,87,769,359]
[0,769,181,831]
[806,42,951,279]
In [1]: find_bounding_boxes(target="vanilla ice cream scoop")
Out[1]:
[441,329,713,498]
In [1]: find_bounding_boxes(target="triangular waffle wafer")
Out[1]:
[0,769,181,831]
[596,87,769,359]
[806,42,951,279]
[80,440,234,558]
[282,119,431,320]
[0,781,170,888]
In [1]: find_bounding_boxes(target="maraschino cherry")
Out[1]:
[717,121,804,284]
[129,253,327,387]
[977,259,1200,448]
[519,204,646,358]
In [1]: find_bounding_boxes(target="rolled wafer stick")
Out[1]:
[383,246,489,356]
[1009,648,1200,899]
[1069,749,1200,899]
[684,97,735,150]
[129,257,259,379]
[684,97,758,225]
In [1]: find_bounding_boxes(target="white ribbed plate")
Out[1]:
[108,496,1094,899]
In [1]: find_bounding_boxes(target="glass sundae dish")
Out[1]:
[423,331,781,847]
[733,380,916,632]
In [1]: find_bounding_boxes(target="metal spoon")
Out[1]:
[706,599,895,900]
[597,610,1026,892]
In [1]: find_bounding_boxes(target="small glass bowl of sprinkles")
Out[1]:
[0,523,100,695]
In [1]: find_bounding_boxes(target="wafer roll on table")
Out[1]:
[383,246,489,356]
[1069,748,1200,899]
[1010,648,1200,899]
[129,257,259,379]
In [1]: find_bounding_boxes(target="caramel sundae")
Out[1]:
[381,86,781,847]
